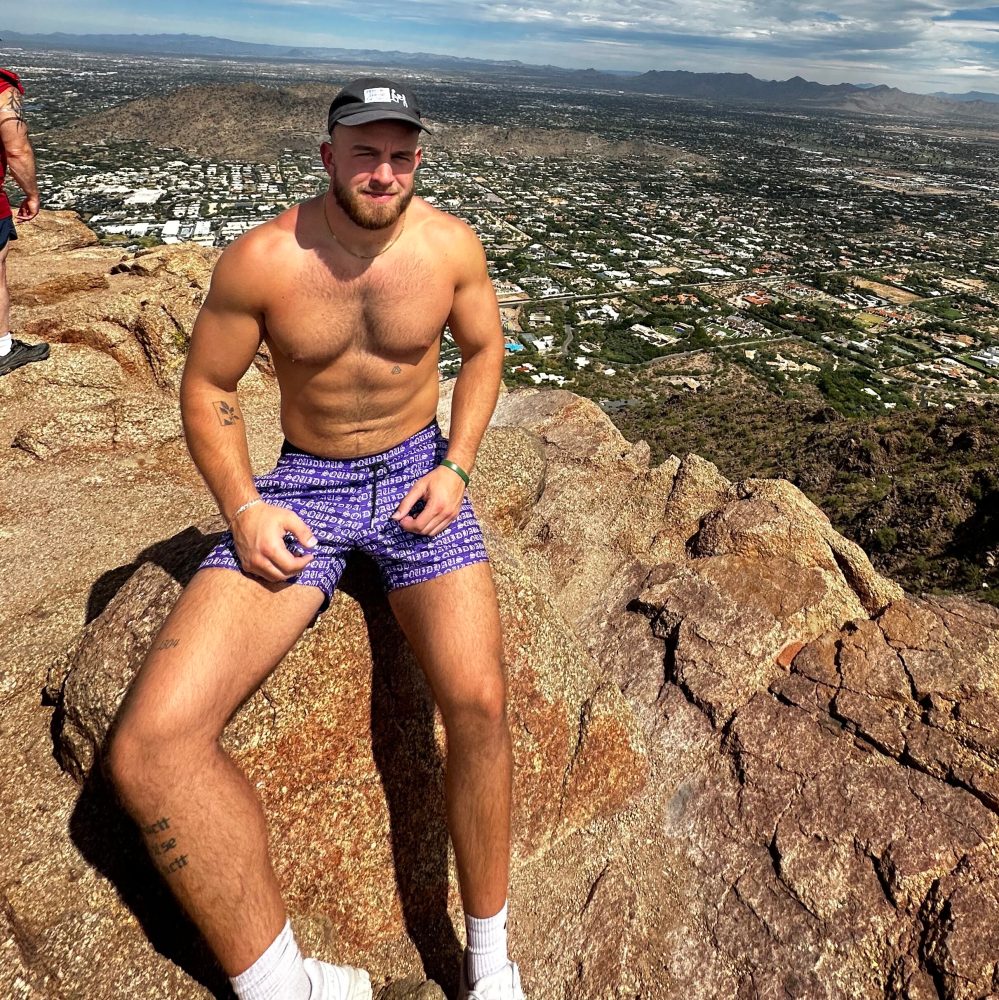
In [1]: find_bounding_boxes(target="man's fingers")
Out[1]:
[17,199,39,223]
[394,468,465,534]
[282,511,318,550]
[233,506,316,578]
[399,506,458,536]
[428,512,459,537]
[392,480,428,522]
[266,530,316,574]
[420,509,451,536]
[250,545,314,580]
[398,499,439,534]
[271,555,315,579]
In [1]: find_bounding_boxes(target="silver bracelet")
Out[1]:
[228,497,263,527]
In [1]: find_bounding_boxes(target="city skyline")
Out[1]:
[3,1,999,95]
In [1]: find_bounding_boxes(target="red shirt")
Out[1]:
[0,69,26,221]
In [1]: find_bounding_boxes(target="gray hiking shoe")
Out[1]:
[458,954,525,1000]
[0,338,49,377]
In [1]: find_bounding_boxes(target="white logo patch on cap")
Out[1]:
[363,87,408,107]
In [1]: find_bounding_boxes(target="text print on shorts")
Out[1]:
[199,421,489,610]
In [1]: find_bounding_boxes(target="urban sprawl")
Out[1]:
[13,48,999,416]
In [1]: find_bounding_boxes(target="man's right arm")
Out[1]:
[0,88,39,221]
[182,242,317,580]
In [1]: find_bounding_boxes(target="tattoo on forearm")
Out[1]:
[155,638,180,650]
[141,817,189,876]
[213,400,241,426]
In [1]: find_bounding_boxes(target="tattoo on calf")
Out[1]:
[213,400,241,426]
[141,817,190,876]
[161,853,189,876]
[155,638,180,651]
[150,836,177,856]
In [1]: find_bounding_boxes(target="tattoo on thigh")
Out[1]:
[141,817,189,876]
[155,638,180,651]
[391,364,402,375]
[213,400,241,426]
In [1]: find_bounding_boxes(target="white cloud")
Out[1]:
[6,0,999,92]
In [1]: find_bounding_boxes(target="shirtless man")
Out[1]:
[0,66,47,377]
[108,78,523,1000]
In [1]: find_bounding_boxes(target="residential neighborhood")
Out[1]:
[14,46,999,415]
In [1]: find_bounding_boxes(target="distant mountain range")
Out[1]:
[930,90,999,103]
[0,29,539,74]
[4,29,999,120]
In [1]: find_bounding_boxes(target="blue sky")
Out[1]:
[4,1,999,94]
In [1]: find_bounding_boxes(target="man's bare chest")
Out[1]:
[264,252,454,366]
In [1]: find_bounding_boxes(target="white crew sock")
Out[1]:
[230,919,311,1000]
[466,901,509,985]
[0,333,11,357]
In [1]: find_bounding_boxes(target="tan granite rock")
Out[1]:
[4,221,999,1000]
[47,528,648,965]
[488,389,678,625]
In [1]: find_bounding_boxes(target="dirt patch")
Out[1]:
[853,277,922,305]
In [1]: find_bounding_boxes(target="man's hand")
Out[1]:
[16,194,39,222]
[230,501,318,582]
[392,465,466,536]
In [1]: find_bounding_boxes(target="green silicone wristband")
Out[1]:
[439,458,470,486]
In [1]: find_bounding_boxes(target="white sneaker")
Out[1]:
[458,956,525,1000]
[303,956,372,999]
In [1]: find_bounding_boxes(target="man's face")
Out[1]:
[321,120,422,231]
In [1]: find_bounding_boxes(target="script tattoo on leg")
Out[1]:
[212,400,242,427]
[141,816,189,877]
[154,637,180,651]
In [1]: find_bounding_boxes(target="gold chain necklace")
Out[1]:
[322,193,406,259]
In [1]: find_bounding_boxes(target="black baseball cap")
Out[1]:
[327,77,430,134]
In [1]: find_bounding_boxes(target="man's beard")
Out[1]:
[331,169,415,231]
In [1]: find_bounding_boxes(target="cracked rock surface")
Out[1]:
[3,217,997,998]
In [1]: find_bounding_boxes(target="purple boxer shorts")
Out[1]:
[199,420,489,607]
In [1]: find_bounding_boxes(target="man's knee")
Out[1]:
[105,719,159,807]
[105,693,217,803]
[440,673,508,735]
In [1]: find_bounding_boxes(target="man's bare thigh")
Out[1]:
[387,562,503,706]
[116,568,325,742]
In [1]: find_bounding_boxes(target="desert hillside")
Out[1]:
[50,82,698,164]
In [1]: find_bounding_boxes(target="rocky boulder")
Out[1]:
[15,237,218,391]
[645,594,999,1000]
[46,521,648,972]
[4,222,998,999]
[1,216,274,461]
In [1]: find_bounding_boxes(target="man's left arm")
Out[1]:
[393,223,504,536]
[0,88,40,222]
